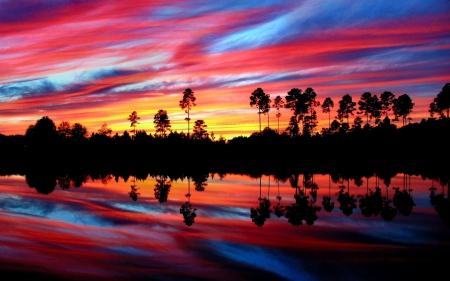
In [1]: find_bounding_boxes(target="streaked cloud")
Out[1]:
[0,0,449,138]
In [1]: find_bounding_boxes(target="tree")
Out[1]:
[321,97,334,129]
[192,119,208,140]
[57,121,72,139]
[303,111,318,136]
[97,122,113,137]
[303,87,320,135]
[273,95,284,133]
[250,88,270,132]
[286,115,299,137]
[285,88,309,133]
[179,88,196,138]
[128,111,140,138]
[26,116,57,140]
[429,83,450,118]
[380,91,395,118]
[358,92,372,125]
[154,110,171,137]
[358,92,382,125]
[336,94,356,125]
[393,94,414,126]
[71,123,88,139]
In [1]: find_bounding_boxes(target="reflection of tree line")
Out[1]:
[429,178,450,227]
[249,173,449,228]
[251,174,321,227]
[18,171,450,227]
[23,171,210,226]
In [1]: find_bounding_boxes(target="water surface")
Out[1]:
[0,173,448,280]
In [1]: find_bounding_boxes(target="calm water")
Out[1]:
[0,173,449,280]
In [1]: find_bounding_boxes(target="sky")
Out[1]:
[0,0,449,138]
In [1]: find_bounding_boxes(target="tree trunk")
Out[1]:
[277,110,280,134]
[187,108,190,138]
[328,110,331,129]
[259,112,261,132]
[259,177,262,200]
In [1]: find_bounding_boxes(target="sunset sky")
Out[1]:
[1,0,449,138]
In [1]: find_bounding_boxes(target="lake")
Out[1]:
[0,172,449,280]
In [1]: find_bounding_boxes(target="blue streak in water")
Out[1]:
[210,240,317,281]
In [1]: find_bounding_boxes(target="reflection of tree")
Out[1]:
[337,178,356,216]
[192,172,208,192]
[250,176,272,227]
[429,178,450,227]
[285,174,321,225]
[57,174,88,190]
[128,176,140,201]
[154,175,171,203]
[393,174,415,217]
[380,183,397,221]
[273,176,285,217]
[322,174,334,212]
[358,175,382,217]
[25,173,57,195]
[180,176,197,226]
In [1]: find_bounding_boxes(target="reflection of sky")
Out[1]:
[0,174,449,279]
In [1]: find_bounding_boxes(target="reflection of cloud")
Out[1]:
[0,195,131,227]
[210,240,316,281]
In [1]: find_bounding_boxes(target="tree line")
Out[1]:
[0,84,448,176]
[250,83,449,136]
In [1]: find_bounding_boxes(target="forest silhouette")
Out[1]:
[0,83,448,178]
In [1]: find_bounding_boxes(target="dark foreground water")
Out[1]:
[0,173,449,280]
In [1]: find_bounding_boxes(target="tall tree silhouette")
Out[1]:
[97,122,113,137]
[128,111,140,138]
[179,88,196,138]
[273,95,284,133]
[192,120,208,140]
[286,116,300,137]
[303,88,320,135]
[71,123,88,139]
[250,88,271,132]
[358,92,382,126]
[393,94,414,126]
[153,110,171,138]
[380,91,395,118]
[321,97,334,129]
[57,121,71,139]
[26,116,57,141]
[429,83,450,118]
[285,88,309,133]
[336,94,356,129]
